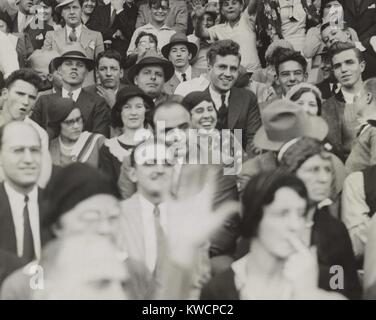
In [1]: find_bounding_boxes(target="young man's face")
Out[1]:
[61,0,82,28]
[168,44,191,70]
[59,58,88,87]
[150,0,169,24]
[2,80,38,121]
[97,57,123,90]
[332,49,365,89]
[221,0,242,22]
[208,54,240,93]
[134,65,165,98]
[202,13,215,29]
[82,0,96,15]
[322,0,343,20]
[277,60,306,95]
[321,25,351,48]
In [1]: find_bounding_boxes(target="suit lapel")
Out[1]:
[228,88,242,129]
[0,184,17,254]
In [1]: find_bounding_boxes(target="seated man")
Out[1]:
[161,33,205,95]
[85,49,127,109]
[127,49,174,106]
[42,0,104,86]
[31,45,111,138]
[322,41,365,160]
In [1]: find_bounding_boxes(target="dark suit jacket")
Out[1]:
[31,89,111,138]
[24,20,54,51]
[205,86,262,158]
[88,3,138,54]
[343,0,376,48]
[0,184,45,285]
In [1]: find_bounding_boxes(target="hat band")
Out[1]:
[62,51,88,59]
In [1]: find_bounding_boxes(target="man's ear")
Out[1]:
[188,52,192,61]
[367,92,373,104]
[360,60,366,74]
[134,75,138,86]
[128,167,138,183]
[120,68,124,79]
[303,72,308,82]
[1,88,8,101]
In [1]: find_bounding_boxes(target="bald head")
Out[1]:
[153,102,191,130]
[0,121,41,193]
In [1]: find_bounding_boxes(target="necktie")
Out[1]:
[181,73,187,82]
[110,9,117,26]
[153,205,165,280]
[23,195,35,261]
[217,94,228,129]
[69,27,77,42]
[68,91,74,100]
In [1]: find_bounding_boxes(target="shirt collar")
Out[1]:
[175,65,192,82]
[341,88,360,104]
[144,23,173,31]
[209,85,230,109]
[4,181,38,203]
[66,24,82,37]
[138,193,167,216]
[62,87,82,102]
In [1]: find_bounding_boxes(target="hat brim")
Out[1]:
[254,116,329,151]
[127,58,175,84]
[56,0,75,10]
[53,55,95,71]
[161,41,198,60]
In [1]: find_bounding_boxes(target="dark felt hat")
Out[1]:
[161,33,198,60]
[52,44,94,71]
[181,90,213,113]
[127,49,175,84]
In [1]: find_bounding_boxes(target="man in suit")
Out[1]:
[205,39,261,158]
[0,121,45,285]
[0,69,52,188]
[31,46,111,138]
[10,0,34,33]
[322,41,365,161]
[127,49,174,106]
[87,0,138,54]
[161,33,205,95]
[342,0,376,53]
[42,0,104,86]
[85,49,127,108]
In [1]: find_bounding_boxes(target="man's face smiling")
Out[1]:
[332,49,365,89]
[3,80,38,121]
[208,54,240,94]
[150,0,169,24]
[277,60,306,95]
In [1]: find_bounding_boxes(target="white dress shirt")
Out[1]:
[138,193,168,273]
[4,182,41,260]
[62,87,82,102]
[0,30,19,78]
[175,66,192,83]
[209,85,230,111]
[66,24,83,41]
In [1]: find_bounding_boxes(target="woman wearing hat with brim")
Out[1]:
[277,136,361,300]
[98,86,155,185]
[48,97,105,168]
[238,99,331,193]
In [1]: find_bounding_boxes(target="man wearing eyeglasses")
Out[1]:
[127,0,176,55]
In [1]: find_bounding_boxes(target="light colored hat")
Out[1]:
[55,0,76,9]
[254,99,329,151]
[28,50,60,74]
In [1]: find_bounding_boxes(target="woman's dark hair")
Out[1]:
[241,169,308,239]
[289,87,322,115]
[111,90,153,129]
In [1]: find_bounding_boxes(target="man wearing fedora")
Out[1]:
[161,33,206,95]
[31,46,111,139]
[237,99,329,194]
[42,0,104,85]
[127,49,174,106]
